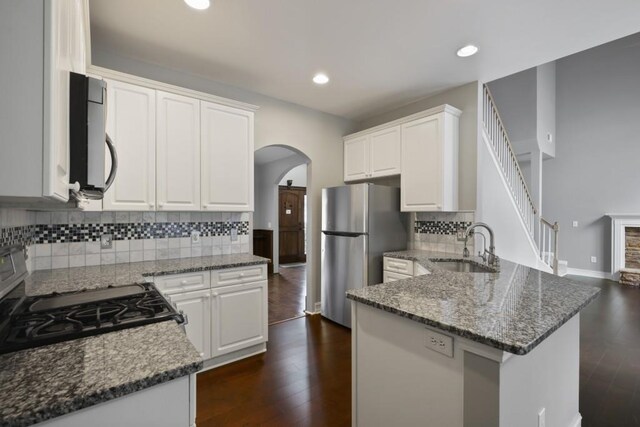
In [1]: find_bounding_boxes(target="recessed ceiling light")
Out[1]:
[456,45,479,58]
[313,73,330,85]
[184,0,210,10]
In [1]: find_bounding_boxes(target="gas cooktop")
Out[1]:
[0,283,184,355]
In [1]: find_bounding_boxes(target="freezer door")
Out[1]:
[322,184,369,234]
[321,232,367,328]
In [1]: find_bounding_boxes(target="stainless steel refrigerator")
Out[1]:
[321,184,407,328]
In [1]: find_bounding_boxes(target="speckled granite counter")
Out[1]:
[347,250,600,355]
[0,253,268,427]
[0,322,201,427]
[25,253,270,296]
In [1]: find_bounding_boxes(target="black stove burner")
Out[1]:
[0,283,183,354]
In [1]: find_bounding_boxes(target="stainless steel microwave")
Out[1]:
[69,72,117,201]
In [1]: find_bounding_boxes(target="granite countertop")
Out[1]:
[347,250,600,355]
[0,253,269,427]
[25,253,270,296]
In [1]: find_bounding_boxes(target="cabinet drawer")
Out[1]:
[383,271,413,283]
[153,272,210,295]
[211,264,267,288]
[383,257,414,275]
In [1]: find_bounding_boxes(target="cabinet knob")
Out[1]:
[180,280,188,285]
[158,203,164,208]
[212,292,219,297]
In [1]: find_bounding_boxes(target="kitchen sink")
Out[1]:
[430,260,496,273]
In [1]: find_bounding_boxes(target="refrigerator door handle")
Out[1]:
[322,230,366,237]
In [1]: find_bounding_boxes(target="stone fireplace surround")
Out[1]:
[608,214,640,285]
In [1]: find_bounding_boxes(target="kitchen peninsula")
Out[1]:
[347,250,600,427]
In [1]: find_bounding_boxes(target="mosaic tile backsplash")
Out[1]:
[0,210,252,271]
[411,212,475,253]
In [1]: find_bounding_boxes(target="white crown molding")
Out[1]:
[344,104,462,140]
[87,65,260,112]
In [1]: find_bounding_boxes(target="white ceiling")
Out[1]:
[89,0,640,120]
[254,146,298,165]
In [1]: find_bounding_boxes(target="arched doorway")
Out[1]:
[253,145,311,324]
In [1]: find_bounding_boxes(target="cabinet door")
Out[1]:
[344,136,370,182]
[170,290,211,360]
[157,91,200,211]
[369,126,401,178]
[201,102,254,211]
[43,0,74,202]
[401,115,442,211]
[103,80,156,211]
[211,281,267,357]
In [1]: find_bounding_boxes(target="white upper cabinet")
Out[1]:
[201,102,254,211]
[156,91,201,211]
[344,136,370,181]
[401,109,460,211]
[369,126,401,178]
[103,79,156,211]
[0,0,87,202]
[344,126,401,182]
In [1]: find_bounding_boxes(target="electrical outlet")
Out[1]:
[100,234,113,249]
[230,227,238,241]
[425,328,453,357]
[538,407,546,427]
[191,230,201,244]
[546,133,553,143]
[591,256,597,263]
[456,226,467,241]
[572,221,579,228]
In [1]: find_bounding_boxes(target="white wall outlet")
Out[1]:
[538,407,546,427]
[267,222,272,229]
[456,226,467,241]
[546,133,553,143]
[100,234,113,249]
[572,221,579,228]
[230,227,238,241]
[591,256,597,263]
[191,230,201,244]
[425,328,453,358]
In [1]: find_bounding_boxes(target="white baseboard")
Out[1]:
[304,310,321,315]
[566,267,615,280]
[570,413,582,427]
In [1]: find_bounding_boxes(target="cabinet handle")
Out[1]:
[148,203,154,208]
[202,205,207,209]
[158,203,164,208]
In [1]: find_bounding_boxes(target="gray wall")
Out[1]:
[92,48,356,310]
[543,33,640,272]
[357,82,479,211]
[487,68,537,154]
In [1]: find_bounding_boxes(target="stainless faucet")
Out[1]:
[463,222,498,267]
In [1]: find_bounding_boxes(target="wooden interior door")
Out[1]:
[279,186,306,264]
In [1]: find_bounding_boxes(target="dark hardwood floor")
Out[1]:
[576,276,640,427]
[196,315,351,427]
[268,264,307,325]
[197,275,640,426]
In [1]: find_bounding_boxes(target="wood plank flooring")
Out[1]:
[196,315,351,426]
[268,265,307,325]
[576,276,640,427]
[197,275,640,426]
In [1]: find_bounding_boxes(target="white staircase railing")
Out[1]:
[540,218,559,275]
[482,84,537,236]
[482,84,560,274]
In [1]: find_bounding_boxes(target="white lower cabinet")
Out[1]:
[211,281,268,357]
[169,289,212,360]
[383,256,430,282]
[154,265,268,369]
